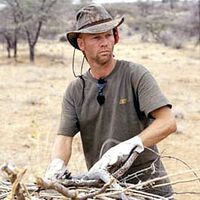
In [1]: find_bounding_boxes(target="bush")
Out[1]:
[160,31,184,49]
[59,35,67,42]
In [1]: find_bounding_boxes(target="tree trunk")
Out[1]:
[14,29,18,58]
[14,41,17,59]
[7,46,11,58]
[29,45,35,62]
[5,37,11,58]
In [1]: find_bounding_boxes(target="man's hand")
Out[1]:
[88,136,144,173]
[44,158,71,181]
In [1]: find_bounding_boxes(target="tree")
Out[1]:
[39,0,74,39]
[79,0,92,5]
[3,0,58,62]
[0,1,19,58]
[162,0,179,9]
[0,28,16,58]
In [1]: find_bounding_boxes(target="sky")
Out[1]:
[0,3,5,10]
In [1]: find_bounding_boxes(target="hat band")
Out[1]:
[78,18,112,30]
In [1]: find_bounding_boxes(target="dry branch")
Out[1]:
[36,177,78,199]
[61,178,101,188]
[35,177,115,200]
[77,178,114,200]
[1,163,27,200]
[113,151,139,179]
[1,160,200,199]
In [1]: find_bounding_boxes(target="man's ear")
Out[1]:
[113,27,119,44]
[77,37,84,51]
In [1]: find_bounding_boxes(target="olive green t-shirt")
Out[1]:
[58,60,171,169]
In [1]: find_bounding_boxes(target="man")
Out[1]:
[45,4,177,198]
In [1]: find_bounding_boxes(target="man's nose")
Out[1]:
[100,37,108,46]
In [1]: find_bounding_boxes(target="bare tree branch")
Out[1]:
[36,177,78,199]
[1,163,27,200]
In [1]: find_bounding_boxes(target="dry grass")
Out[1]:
[0,37,199,199]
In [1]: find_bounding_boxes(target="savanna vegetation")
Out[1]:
[0,0,199,199]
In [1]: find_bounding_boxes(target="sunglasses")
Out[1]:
[97,78,106,105]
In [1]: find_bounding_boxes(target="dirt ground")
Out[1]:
[0,37,199,199]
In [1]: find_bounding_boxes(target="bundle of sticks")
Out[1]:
[0,153,200,200]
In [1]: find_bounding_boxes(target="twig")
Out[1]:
[120,147,162,183]
[9,168,27,200]
[121,148,200,186]
[97,186,166,200]
[1,161,200,200]
[1,163,18,184]
[127,169,200,191]
[126,189,167,200]
[173,191,200,195]
[162,155,200,184]
[61,178,101,187]
[1,163,27,200]
[154,177,200,188]
[121,157,158,182]
[85,169,129,200]
[78,178,114,200]
[36,177,77,199]
[113,152,139,179]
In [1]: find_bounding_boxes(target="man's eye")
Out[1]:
[106,33,113,37]
[93,36,100,39]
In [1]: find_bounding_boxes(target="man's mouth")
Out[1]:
[99,50,110,54]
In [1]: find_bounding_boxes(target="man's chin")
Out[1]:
[97,55,112,65]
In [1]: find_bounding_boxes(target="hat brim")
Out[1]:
[66,17,124,50]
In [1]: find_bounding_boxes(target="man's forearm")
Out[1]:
[51,135,73,165]
[139,106,177,147]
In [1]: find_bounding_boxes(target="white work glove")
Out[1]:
[89,136,144,173]
[44,158,71,181]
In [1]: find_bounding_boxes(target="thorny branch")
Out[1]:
[77,178,114,200]
[162,155,200,184]
[1,163,27,200]
[36,177,78,199]
[0,150,200,199]
[61,178,101,188]
[113,151,139,179]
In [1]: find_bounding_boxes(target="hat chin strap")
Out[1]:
[113,27,119,44]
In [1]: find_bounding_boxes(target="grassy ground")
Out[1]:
[0,37,199,199]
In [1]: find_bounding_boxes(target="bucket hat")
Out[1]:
[66,4,124,49]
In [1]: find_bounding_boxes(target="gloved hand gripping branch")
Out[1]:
[44,158,71,181]
[88,136,144,174]
[44,136,144,182]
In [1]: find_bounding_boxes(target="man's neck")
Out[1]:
[89,59,116,79]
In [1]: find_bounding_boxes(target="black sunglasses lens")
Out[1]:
[97,78,106,106]
[97,94,105,105]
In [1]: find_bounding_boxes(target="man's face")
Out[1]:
[77,30,115,65]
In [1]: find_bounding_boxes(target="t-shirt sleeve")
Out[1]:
[137,71,172,117]
[57,83,79,136]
